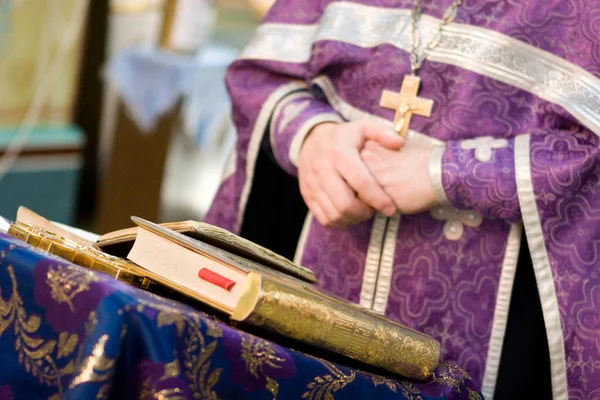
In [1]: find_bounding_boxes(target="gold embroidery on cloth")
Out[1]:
[57,332,79,359]
[69,334,115,388]
[265,376,279,399]
[302,360,355,400]
[241,335,285,378]
[153,304,223,400]
[468,388,483,400]
[157,311,186,336]
[164,359,181,380]
[0,265,63,394]
[85,311,99,337]
[371,375,399,392]
[46,265,100,312]
[432,362,471,391]
[0,265,83,398]
[140,387,186,400]
[371,375,425,399]
[138,359,187,400]
[398,382,424,400]
[96,384,111,399]
[240,335,285,400]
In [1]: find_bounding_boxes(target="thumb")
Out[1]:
[360,120,405,150]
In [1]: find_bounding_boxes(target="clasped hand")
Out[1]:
[297,121,437,229]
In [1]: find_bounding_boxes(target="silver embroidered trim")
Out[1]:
[289,113,343,167]
[240,23,318,63]
[481,223,522,398]
[270,91,312,157]
[240,3,600,136]
[221,146,237,180]
[237,80,307,232]
[429,144,450,205]
[293,212,313,265]
[360,213,388,309]
[279,98,312,133]
[430,206,483,241]
[461,136,508,162]
[514,134,568,399]
[372,214,401,314]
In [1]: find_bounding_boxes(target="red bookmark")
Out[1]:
[198,268,236,291]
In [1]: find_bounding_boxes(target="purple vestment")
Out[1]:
[205,1,600,398]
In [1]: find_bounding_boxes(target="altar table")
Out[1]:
[0,234,483,399]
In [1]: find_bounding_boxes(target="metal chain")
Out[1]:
[410,0,463,74]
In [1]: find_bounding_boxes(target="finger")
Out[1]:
[363,141,400,166]
[306,198,331,228]
[299,175,331,227]
[359,148,398,214]
[360,148,375,168]
[300,169,350,228]
[362,140,386,155]
[334,149,397,217]
[361,121,405,150]
[364,139,397,153]
[313,185,352,228]
[320,169,375,223]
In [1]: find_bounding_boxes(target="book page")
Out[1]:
[0,216,11,234]
[16,206,95,247]
[128,227,247,312]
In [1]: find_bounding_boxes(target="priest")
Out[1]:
[205,1,600,398]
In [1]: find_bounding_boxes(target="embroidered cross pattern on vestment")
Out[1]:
[461,136,508,162]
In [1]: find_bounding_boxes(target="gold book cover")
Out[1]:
[14,205,316,283]
[236,273,440,381]
[8,222,153,290]
[128,217,441,381]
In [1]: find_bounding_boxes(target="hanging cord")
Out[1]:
[0,0,90,183]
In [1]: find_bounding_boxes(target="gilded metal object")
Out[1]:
[8,222,152,290]
[380,0,463,136]
[379,74,434,137]
[245,277,440,381]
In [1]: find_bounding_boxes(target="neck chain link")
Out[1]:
[410,0,463,75]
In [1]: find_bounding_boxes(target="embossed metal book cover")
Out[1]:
[133,217,441,381]
[8,222,153,290]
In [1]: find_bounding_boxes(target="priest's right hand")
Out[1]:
[297,121,404,229]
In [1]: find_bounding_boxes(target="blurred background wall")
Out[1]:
[0,0,274,233]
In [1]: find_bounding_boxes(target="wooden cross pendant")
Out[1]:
[379,75,434,137]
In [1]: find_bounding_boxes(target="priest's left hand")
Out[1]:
[360,140,438,215]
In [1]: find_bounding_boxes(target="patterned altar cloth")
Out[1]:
[0,233,483,399]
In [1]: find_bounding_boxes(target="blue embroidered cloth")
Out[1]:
[0,234,483,399]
